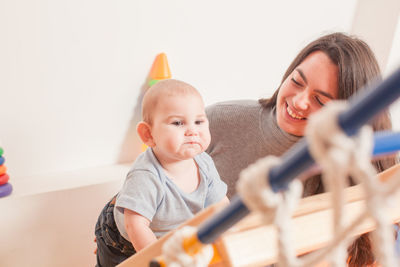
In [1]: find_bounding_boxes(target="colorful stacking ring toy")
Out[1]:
[0,173,9,185]
[0,146,12,197]
[0,165,7,176]
[0,183,12,197]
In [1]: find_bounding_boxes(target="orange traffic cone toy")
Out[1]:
[142,53,173,152]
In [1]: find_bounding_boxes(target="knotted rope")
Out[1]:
[237,101,399,267]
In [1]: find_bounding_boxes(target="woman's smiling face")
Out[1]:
[276,51,339,136]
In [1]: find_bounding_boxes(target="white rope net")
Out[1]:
[237,101,400,267]
[162,226,214,267]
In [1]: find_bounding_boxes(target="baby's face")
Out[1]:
[150,93,211,162]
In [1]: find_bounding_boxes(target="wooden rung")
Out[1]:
[217,163,400,267]
[117,201,227,267]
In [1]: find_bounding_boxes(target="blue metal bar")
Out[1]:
[197,131,400,244]
[373,131,400,156]
[197,67,400,245]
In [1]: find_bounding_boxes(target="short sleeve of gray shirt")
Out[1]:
[114,148,227,240]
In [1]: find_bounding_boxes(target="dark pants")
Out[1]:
[95,196,136,267]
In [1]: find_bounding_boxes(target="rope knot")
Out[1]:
[162,226,214,267]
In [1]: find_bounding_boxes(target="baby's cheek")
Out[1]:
[167,140,179,152]
[201,134,211,150]
[168,137,183,151]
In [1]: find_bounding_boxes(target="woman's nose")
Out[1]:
[292,90,310,111]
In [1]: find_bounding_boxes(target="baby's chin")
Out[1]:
[179,148,203,159]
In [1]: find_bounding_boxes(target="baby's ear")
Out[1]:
[136,121,155,147]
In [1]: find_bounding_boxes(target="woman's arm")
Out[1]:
[124,209,157,251]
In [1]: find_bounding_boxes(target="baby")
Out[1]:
[95,79,228,267]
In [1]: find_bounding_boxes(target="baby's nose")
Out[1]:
[185,127,197,136]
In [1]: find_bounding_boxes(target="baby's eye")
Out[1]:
[195,120,204,125]
[171,121,184,126]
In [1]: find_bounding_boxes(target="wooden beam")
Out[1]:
[117,201,227,267]
[218,164,400,267]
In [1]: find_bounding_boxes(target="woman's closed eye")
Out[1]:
[315,95,328,106]
[291,77,303,87]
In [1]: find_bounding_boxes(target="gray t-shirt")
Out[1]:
[114,148,227,240]
[206,100,302,198]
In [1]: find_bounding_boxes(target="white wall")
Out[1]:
[351,0,400,71]
[1,1,400,266]
[350,0,400,131]
[0,178,126,267]
[1,0,358,179]
[0,163,130,267]
[387,15,400,131]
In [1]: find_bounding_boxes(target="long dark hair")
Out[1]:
[260,32,381,106]
[260,32,398,266]
[260,32,397,169]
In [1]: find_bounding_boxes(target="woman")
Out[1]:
[206,32,398,266]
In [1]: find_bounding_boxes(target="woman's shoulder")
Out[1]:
[206,99,263,120]
[206,99,261,111]
[206,100,263,122]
